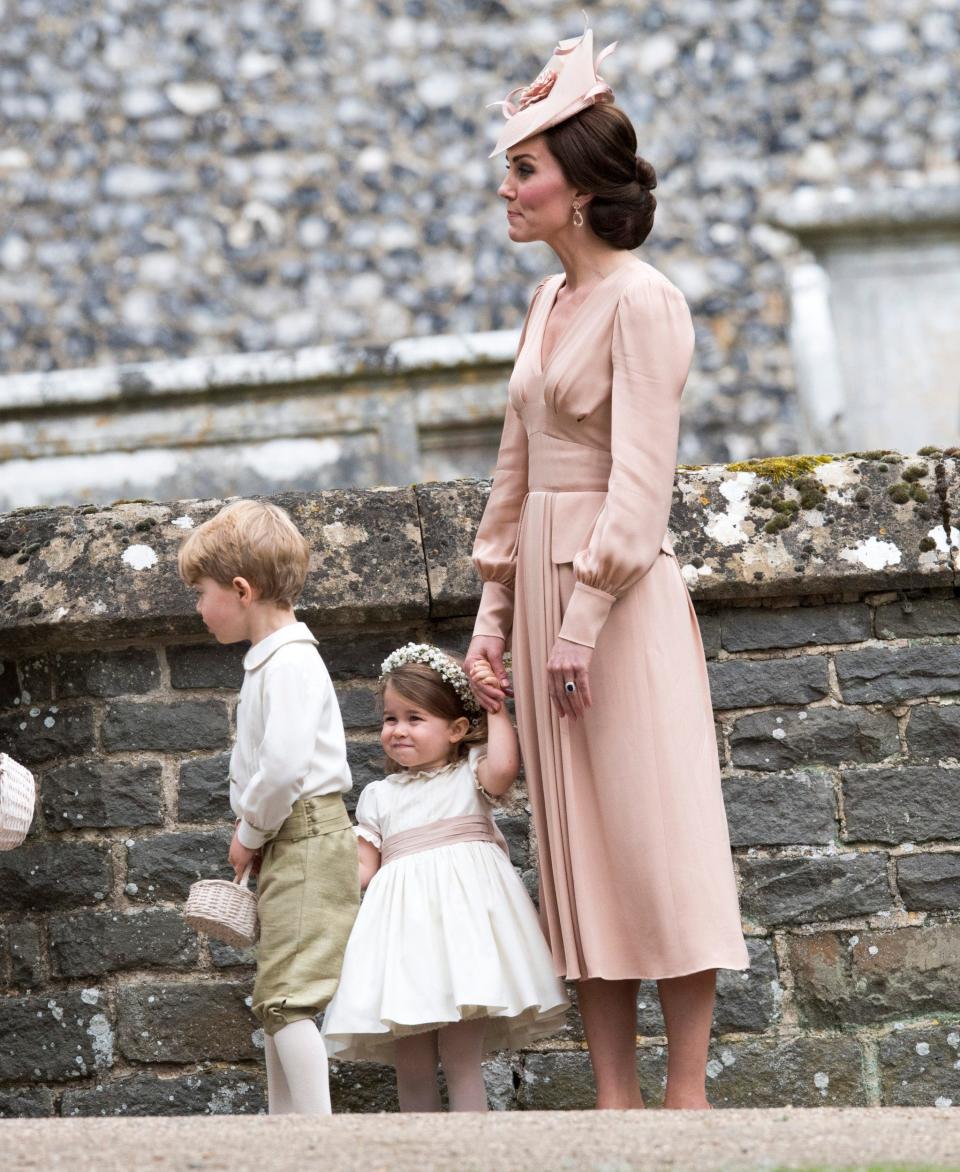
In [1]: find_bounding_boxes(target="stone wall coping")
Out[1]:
[770,183,960,235]
[0,330,519,414]
[0,453,956,652]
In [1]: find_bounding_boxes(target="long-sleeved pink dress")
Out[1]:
[472,261,749,981]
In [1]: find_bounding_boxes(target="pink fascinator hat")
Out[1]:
[489,16,617,157]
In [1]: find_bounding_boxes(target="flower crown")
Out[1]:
[380,643,483,716]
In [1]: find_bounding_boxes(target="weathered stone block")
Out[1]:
[334,682,380,729]
[0,1088,55,1117]
[315,631,417,680]
[707,656,830,711]
[17,656,53,703]
[7,921,43,987]
[0,991,113,1081]
[102,699,230,752]
[494,813,529,870]
[209,938,257,969]
[842,766,960,843]
[729,707,899,771]
[329,1059,399,1114]
[415,481,485,619]
[49,908,199,977]
[61,1069,266,1116]
[126,828,233,902]
[738,853,891,926]
[42,759,163,831]
[117,982,258,1063]
[702,1036,867,1108]
[0,659,20,707]
[721,604,872,652]
[876,597,960,639]
[0,842,111,911]
[0,706,95,764]
[696,611,721,659]
[723,769,837,846]
[346,735,387,798]
[879,1025,960,1107]
[53,649,160,698]
[906,702,960,760]
[789,924,960,1028]
[897,853,960,911]
[168,643,245,690]
[835,646,960,704]
[714,938,780,1033]
[177,753,232,823]
[519,1048,667,1110]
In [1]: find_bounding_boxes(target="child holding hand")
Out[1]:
[321,643,567,1111]
[178,500,359,1115]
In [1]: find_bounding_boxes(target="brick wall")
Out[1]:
[1,455,958,1114]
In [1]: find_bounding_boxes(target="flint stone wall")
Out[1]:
[4,0,960,464]
[1,450,959,1115]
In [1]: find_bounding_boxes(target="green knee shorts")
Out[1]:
[251,793,360,1035]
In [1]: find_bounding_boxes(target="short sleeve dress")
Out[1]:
[471,262,750,981]
[320,747,569,1064]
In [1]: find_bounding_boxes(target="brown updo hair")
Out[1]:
[543,104,657,250]
[379,659,487,768]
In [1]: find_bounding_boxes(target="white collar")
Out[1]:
[386,760,458,785]
[243,621,318,671]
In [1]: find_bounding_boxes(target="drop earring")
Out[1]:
[572,199,584,228]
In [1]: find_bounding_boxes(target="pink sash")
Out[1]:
[379,814,510,867]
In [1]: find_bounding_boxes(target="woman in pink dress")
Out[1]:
[464,23,749,1110]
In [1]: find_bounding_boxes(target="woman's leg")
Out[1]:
[271,1018,332,1115]
[657,968,717,1109]
[437,1019,489,1113]
[577,978,645,1109]
[395,1030,442,1112]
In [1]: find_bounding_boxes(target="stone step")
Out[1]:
[3,1107,960,1172]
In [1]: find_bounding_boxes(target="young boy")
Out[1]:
[177,499,359,1115]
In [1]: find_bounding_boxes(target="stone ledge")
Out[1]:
[0,330,518,415]
[1,453,957,652]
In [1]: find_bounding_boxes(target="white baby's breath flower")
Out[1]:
[380,643,483,715]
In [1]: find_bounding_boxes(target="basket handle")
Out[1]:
[235,864,253,888]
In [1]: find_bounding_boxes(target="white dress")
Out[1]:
[321,747,569,1064]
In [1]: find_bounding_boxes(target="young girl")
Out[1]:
[321,643,568,1111]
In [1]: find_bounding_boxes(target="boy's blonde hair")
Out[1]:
[177,500,310,606]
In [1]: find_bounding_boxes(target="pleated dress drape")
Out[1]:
[472,262,749,981]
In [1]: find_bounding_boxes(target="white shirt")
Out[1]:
[230,622,351,849]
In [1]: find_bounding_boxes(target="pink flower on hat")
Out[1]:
[514,67,559,111]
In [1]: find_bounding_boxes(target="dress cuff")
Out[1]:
[473,580,515,643]
[237,818,269,850]
[558,582,617,649]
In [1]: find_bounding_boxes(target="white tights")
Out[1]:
[394,1019,488,1113]
[264,1019,332,1115]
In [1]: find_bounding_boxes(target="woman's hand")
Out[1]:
[228,829,261,878]
[465,635,511,713]
[547,637,593,720]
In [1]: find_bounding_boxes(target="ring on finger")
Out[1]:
[564,680,577,694]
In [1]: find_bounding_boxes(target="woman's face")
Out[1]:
[498,135,580,244]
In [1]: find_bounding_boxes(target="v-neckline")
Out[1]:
[536,263,638,375]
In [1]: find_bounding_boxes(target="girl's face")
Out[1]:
[380,683,469,772]
[498,135,581,244]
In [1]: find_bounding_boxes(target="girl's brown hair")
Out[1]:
[544,103,657,250]
[379,659,487,768]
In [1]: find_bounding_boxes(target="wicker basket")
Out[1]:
[184,866,259,949]
[0,753,36,851]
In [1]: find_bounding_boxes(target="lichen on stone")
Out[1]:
[725,454,834,483]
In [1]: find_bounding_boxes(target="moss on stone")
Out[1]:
[909,485,929,503]
[726,454,834,483]
[918,536,938,552]
[764,513,793,534]
[887,483,911,504]
[902,464,927,482]
[917,445,943,457]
